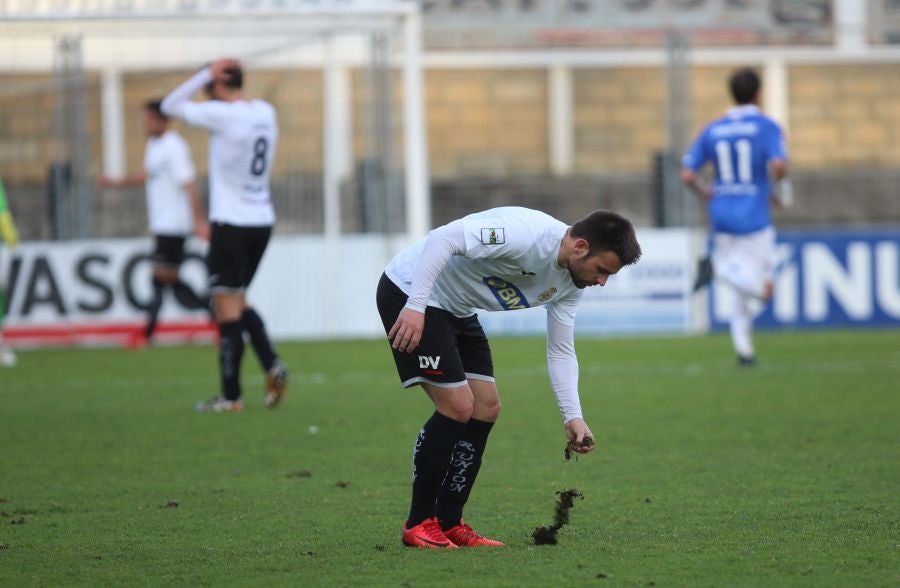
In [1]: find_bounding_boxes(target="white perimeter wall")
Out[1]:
[2,229,700,345]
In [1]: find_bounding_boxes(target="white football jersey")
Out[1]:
[143,129,196,236]
[182,99,278,227]
[386,207,584,325]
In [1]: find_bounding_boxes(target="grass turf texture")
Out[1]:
[0,330,897,587]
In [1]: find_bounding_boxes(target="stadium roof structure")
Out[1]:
[0,0,417,19]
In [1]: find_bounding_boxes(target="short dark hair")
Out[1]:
[729,68,760,105]
[204,66,244,97]
[570,210,641,266]
[222,65,243,89]
[144,99,167,120]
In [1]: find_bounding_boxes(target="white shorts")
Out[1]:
[712,226,775,298]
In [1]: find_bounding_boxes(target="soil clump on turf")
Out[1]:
[532,488,583,545]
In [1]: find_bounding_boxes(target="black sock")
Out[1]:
[408,411,467,527]
[173,280,208,311]
[218,321,244,401]
[436,418,494,530]
[144,278,165,339]
[240,308,278,372]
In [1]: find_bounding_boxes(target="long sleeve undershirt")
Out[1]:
[404,220,583,423]
[546,315,582,423]
[403,220,466,313]
[161,68,213,120]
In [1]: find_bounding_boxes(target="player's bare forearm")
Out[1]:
[770,158,788,181]
[388,307,425,353]
[564,417,596,454]
[99,173,146,189]
[680,169,712,201]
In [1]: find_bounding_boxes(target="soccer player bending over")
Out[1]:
[376,207,641,548]
[162,58,288,412]
[681,67,791,367]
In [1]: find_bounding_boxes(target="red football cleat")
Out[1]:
[402,517,458,549]
[442,520,504,547]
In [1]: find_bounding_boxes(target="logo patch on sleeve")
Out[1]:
[480,227,505,245]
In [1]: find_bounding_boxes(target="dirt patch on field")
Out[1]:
[532,488,583,545]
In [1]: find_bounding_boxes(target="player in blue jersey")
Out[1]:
[681,67,792,366]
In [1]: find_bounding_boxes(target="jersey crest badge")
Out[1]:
[538,287,557,302]
[480,227,505,245]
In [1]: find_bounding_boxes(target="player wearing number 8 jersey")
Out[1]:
[681,67,791,367]
[162,58,288,413]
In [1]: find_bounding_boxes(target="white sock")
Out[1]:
[729,293,755,358]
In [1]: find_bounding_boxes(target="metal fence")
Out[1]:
[0,22,407,241]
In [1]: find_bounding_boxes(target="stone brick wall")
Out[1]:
[573,68,667,173]
[426,69,548,177]
[2,62,900,239]
[790,64,900,167]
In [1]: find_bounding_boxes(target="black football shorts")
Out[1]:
[207,223,271,293]
[376,272,494,388]
[152,235,187,268]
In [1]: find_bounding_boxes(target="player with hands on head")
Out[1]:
[376,206,641,549]
[161,57,288,413]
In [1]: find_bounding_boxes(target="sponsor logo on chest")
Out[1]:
[483,277,529,310]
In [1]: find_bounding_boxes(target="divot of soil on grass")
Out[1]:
[532,488,583,545]
[161,501,179,508]
[287,470,312,479]
[0,543,9,550]
[10,516,27,525]
[336,481,350,488]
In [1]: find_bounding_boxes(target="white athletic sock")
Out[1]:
[729,293,755,358]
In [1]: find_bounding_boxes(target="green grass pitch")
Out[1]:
[1,330,897,587]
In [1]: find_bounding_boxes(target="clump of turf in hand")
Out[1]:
[532,488,584,545]
[564,436,594,461]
